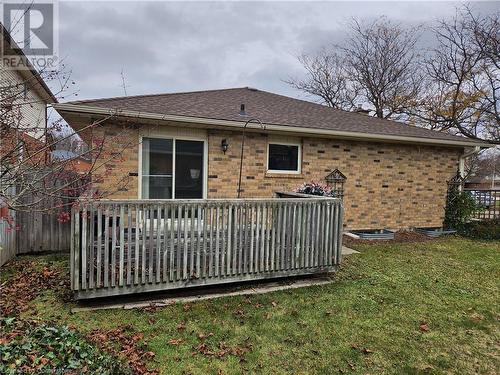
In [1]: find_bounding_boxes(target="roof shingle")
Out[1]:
[67,87,480,144]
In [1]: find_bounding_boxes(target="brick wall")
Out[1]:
[85,121,461,230]
[206,129,460,230]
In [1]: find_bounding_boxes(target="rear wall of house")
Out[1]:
[82,120,461,230]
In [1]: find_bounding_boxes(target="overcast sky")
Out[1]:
[55,1,497,103]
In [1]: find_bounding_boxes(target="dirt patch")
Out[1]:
[0,258,71,316]
[343,231,435,248]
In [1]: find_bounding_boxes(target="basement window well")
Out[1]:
[348,229,395,240]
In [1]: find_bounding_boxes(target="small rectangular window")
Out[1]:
[267,143,300,173]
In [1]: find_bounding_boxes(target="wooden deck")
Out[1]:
[71,198,343,299]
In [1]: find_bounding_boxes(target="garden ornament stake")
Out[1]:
[237,116,265,198]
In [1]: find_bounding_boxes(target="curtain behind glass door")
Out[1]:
[175,140,204,199]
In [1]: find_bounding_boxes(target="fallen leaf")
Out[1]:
[168,339,183,346]
[419,323,430,332]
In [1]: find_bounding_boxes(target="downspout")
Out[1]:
[459,146,480,179]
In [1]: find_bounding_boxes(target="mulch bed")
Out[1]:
[343,231,435,248]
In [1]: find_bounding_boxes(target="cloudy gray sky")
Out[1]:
[55,1,497,103]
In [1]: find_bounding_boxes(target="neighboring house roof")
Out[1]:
[55,87,491,148]
[51,150,91,174]
[1,23,57,103]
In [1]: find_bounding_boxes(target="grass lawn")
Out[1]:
[3,237,499,374]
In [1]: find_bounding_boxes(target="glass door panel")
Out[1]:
[174,140,204,199]
[141,138,173,199]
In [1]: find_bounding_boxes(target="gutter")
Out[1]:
[53,103,493,149]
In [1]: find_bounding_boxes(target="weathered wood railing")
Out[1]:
[70,198,343,299]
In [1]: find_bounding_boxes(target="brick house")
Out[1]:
[54,87,490,230]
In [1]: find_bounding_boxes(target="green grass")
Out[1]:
[10,237,500,374]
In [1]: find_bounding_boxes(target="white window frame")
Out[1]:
[138,134,208,200]
[266,141,301,174]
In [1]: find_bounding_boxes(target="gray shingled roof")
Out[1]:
[67,87,479,144]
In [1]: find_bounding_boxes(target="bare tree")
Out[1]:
[287,17,422,119]
[0,23,143,216]
[341,18,422,119]
[285,50,358,110]
[409,6,499,144]
[467,149,500,185]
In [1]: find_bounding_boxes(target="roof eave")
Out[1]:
[2,24,58,104]
[53,103,494,149]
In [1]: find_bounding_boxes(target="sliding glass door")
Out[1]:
[141,137,204,199]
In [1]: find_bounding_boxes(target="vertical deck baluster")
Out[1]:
[324,202,330,267]
[88,204,94,289]
[337,204,344,265]
[183,204,189,280]
[73,208,80,290]
[190,205,195,278]
[281,203,288,271]
[162,203,168,282]
[249,204,255,273]
[141,204,147,284]
[103,206,109,287]
[215,205,220,278]
[264,203,270,272]
[134,204,139,285]
[300,202,306,269]
[148,205,154,283]
[126,205,131,285]
[111,204,117,287]
[233,204,239,276]
[316,203,322,267]
[290,203,297,270]
[176,205,182,281]
[317,202,323,267]
[304,202,312,268]
[118,205,125,287]
[238,204,243,274]
[233,204,238,276]
[156,203,162,283]
[269,203,276,272]
[275,203,282,271]
[169,204,175,281]
[96,207,102,288]
[70,208,75,290]
[202,204,208,278]
[196,205,202,279]
[254,204,260,273]
[260,203,266,272]
[312,202,317,266]
[220,204,226,277]
[207,205,213,277]
[228,204,234,275]
[330,202,335,266]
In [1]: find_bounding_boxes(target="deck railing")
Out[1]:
[70,197,343,299]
